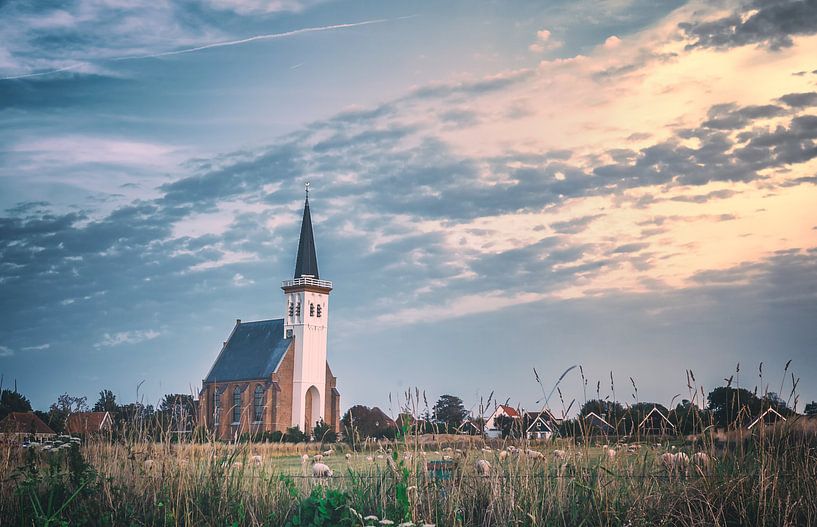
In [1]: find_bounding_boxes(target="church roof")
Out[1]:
[204,319,292,383]
[294,194,319,279]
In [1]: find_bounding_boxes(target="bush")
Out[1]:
[285,426,307,443]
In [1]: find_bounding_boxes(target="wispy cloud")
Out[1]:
[94,330,160,349]
[21,344,50,351]
[0,345,13,358]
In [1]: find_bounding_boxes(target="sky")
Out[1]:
[1,0,816,418]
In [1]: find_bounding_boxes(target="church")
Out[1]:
[198,190,341,439]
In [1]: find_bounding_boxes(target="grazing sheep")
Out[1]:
[144,459,155,470]
[251,455,263,466]
[692,452,712,471]
[443,455,453,461]
[481,447,492,453]
[552,449,567,461]
[475,459,491,476]
[525,449,544,460]
[605,448,617,461]
[376,454,384,460]
[499,450,509,461]
[313,454,323,462]
[323,449,334,457]
[507,446,518,453]
[366,456,374,462]
[661,452,689,475]
[312,462,333,478]
[345,453,352,460]
[301,454,310,463]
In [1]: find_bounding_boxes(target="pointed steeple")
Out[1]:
[294,184,319,279]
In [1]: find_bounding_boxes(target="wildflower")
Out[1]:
[364,515,379,521]
[379,520,394,525]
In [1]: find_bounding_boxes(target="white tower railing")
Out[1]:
[281,277,333,289]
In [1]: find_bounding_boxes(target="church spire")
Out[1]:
[294,183,319,279]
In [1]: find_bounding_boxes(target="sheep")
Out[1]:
[312,462,333,478]
[525,449,544,460]
[144,459,155,471]
[366,456,374,462]
[499,450,509,461]
[301,454,310,463]
[481,447,492,453]
[692,452,712,471]
[345,453,352,460]
[251,455,263,466]
[313,454,323,462]
[552,449,567,461]
[661,452,689,475]
[376,454,384,460]
[322,449,334,457]
[475,459,491,477]
[605,448,617,461]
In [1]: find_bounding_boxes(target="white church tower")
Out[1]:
[282,185,332,432]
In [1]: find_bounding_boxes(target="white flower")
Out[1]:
[364,516,379,521]
[379,521,395,526]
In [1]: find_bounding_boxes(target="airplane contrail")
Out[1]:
[1,16,416,81]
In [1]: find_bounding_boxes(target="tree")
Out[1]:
[312,418,337,444]
[432,395,467,432]
[159,394,196,433]
[0,389,32,421]
[494,414,521,439]
[93,389,119,413]
[285,425,307,443]
[48,393,88,433]
[341,405,396,440]
[805,401,817,417]
[707,387,762,427]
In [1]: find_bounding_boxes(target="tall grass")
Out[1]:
[2,418,816,526]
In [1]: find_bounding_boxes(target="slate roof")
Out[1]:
[294,195,320,279]
[204,319,292,383]
[0,412,55,435]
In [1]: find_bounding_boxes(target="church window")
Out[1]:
[310,303,315,317]
[296,302,301,317]
[214,390,221,426]
[253,385,264,422]
[232,387,241,424]
[288,302,294,317]
[316,304,322,317]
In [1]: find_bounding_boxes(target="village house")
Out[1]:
[0,412,56,442]
[65,411,113,436]
[198,189,340,440]
[485,404,521,438]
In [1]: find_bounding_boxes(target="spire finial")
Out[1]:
[305,181,310,201]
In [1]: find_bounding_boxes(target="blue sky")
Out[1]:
[1,0,816,417]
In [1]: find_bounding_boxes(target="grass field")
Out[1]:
[2,420,817,526]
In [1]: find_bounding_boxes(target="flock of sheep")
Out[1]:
[297,443,716,480]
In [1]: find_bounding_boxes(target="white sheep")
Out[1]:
[251,455,263,466]
[499,450,509,461]
[475,459,491,476]
[301,454,310,463]
[345,453,352,460]
[692,452,712,471]
[366,456,374,462]
[525,449,544,460]
[660,452,689,475]
[552,449,567,460]
[312,462,333,478]
[144,459,155,470]
[322,449,334,457]
[605,448,617,461]
[313,454,323,462]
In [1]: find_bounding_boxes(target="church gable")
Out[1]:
[204,319,292,382]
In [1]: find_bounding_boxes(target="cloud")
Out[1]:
[21,344,50,351]
[0,345,13,357]
[778,92,817,108]
[94,330,160,349]
[604,35,622,49]
[529,28,563,53]
[204,0,328,15]
[680,0,817,51]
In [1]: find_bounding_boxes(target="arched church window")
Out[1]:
[310,303,315,317]
[253,385,264,422]
[296,303,301,317]
[232,387,241,424]
[214,390,221,426]
[288,302,294,317]
[316,304,322,317]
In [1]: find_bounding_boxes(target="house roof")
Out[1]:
[204,319,292,383]
[497,404,520,418]
[294,194,319,279]
[0,412,55,435]
[526,415,555,433]
[638,407,675,429]
[583,412,614,431]
[66,412,111,434]
[747,407,787,429]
